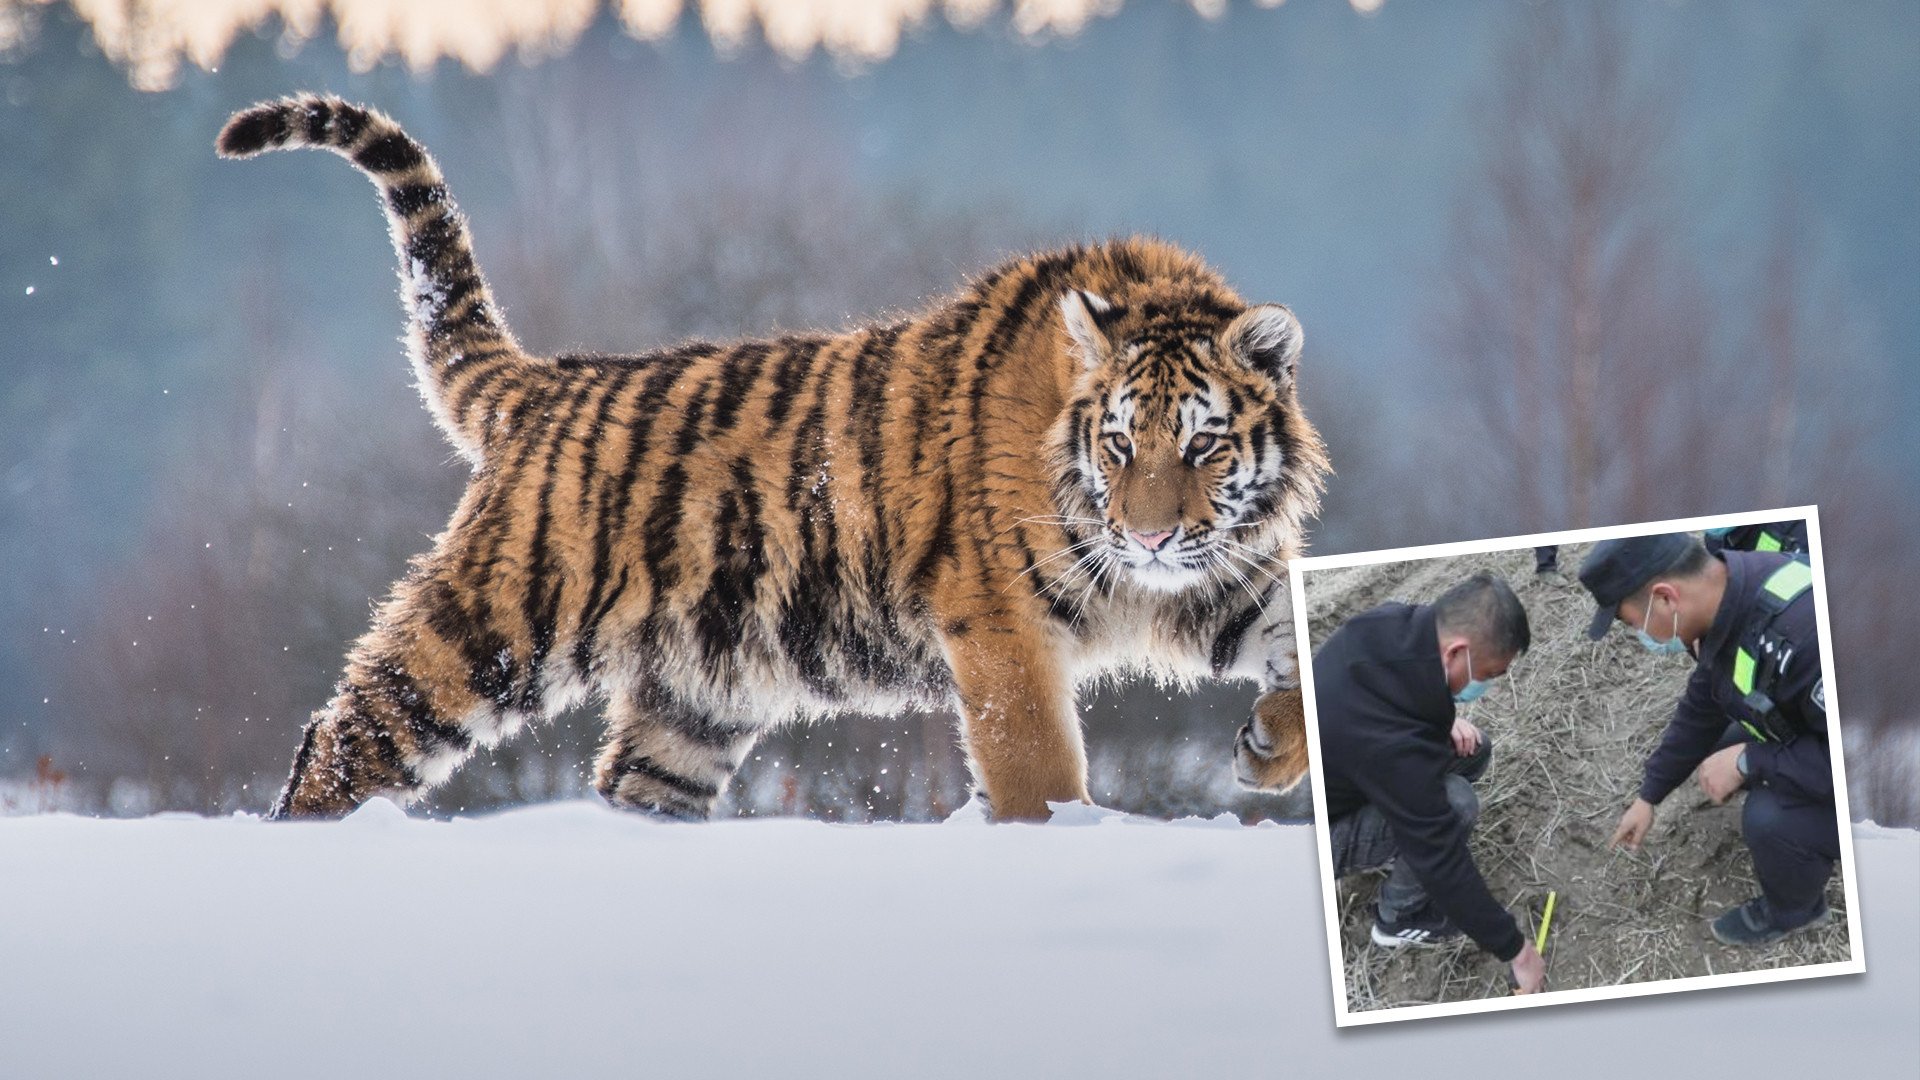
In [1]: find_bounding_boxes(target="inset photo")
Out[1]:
[1292,508,1863,1024]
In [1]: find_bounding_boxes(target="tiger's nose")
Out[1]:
[1130,530,1175,552]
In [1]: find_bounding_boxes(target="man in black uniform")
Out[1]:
[1580,533,1837,945]
[1318,572,1547,993]
[1703,519,1810,559]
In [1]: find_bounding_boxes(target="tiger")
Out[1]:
[215,94,1328,823]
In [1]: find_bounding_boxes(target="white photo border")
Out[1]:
[1288,505,1866,1026]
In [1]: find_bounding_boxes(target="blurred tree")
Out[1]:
[1434,4,1714,531]
[1425,3,1918,826]
[58,255,468,812]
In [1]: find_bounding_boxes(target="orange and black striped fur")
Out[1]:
[218,95,1328,822]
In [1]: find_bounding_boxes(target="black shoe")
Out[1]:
[1370,903,1464,949]
[1710,895,1831,947]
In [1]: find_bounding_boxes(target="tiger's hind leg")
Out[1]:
[593,682,761,820]
[270,576,503,819]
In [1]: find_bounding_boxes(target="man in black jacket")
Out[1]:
[1318,572,1547,994]
[1581,533,1837,946]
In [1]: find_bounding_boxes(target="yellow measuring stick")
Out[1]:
[1535,890,1559,954]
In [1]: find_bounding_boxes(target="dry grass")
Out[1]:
[1307,543,1850,1011]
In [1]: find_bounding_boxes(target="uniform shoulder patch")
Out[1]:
[1811,678,1826,714]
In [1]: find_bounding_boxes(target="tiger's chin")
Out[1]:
[1124,561,1211,593]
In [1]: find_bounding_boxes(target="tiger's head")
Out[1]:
[1051,283,1329,593]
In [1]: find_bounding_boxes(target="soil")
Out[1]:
[1303,542,1851,1011]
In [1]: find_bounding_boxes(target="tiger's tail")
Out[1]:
[218,94,521,463]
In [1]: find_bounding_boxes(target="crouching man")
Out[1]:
[1317,573,1546,993]
[1580,533,1838,946]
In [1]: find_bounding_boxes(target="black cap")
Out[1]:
[1578,533,1694,640]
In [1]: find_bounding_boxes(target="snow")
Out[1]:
[0,806,1913,1079]
[402,257,448,325]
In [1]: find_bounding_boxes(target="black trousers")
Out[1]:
[1713,724,1840,926]
[1329,737,1492,921]
[1744,782,1840,925]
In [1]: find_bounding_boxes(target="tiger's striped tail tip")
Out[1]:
[216,95,364,159]
[216,100,298,158]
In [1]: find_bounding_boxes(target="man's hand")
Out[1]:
[1697,744,1747,804]
[1610,798,1655,851]
[1510,940,1546,995]
[1449,717,1483,757]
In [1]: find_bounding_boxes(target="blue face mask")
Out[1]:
[1452,646,1493,703]
[1704,526,1735,538]
[1636,595,1688,656]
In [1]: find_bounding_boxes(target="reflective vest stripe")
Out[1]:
[1757,533,1783,552]
[1733,563,1815,745]
[1764,560,1813,602]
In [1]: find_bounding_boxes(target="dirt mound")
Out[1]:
[1305,543,1851,1010]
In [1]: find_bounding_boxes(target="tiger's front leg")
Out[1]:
[1234,687,1310,793]
[943,619,1089,822]
[1214,571,1311,794]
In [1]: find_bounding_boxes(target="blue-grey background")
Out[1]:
[1,0,1913,823]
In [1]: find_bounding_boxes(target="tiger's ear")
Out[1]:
[1223,304,1303,387]
[1060,289,1122,370]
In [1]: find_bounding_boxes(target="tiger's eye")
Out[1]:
[1104,432,1133,459]
[1187,432,1218,458]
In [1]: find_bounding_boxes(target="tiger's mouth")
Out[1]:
[1110,528,1224,592]
[1124,559,1210,592]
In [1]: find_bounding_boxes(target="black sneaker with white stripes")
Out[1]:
[1370,902,1464,948]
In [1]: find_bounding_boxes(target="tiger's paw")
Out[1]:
[1233,687,1311,793]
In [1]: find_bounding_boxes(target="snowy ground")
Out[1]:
[1,804,1913,1079]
